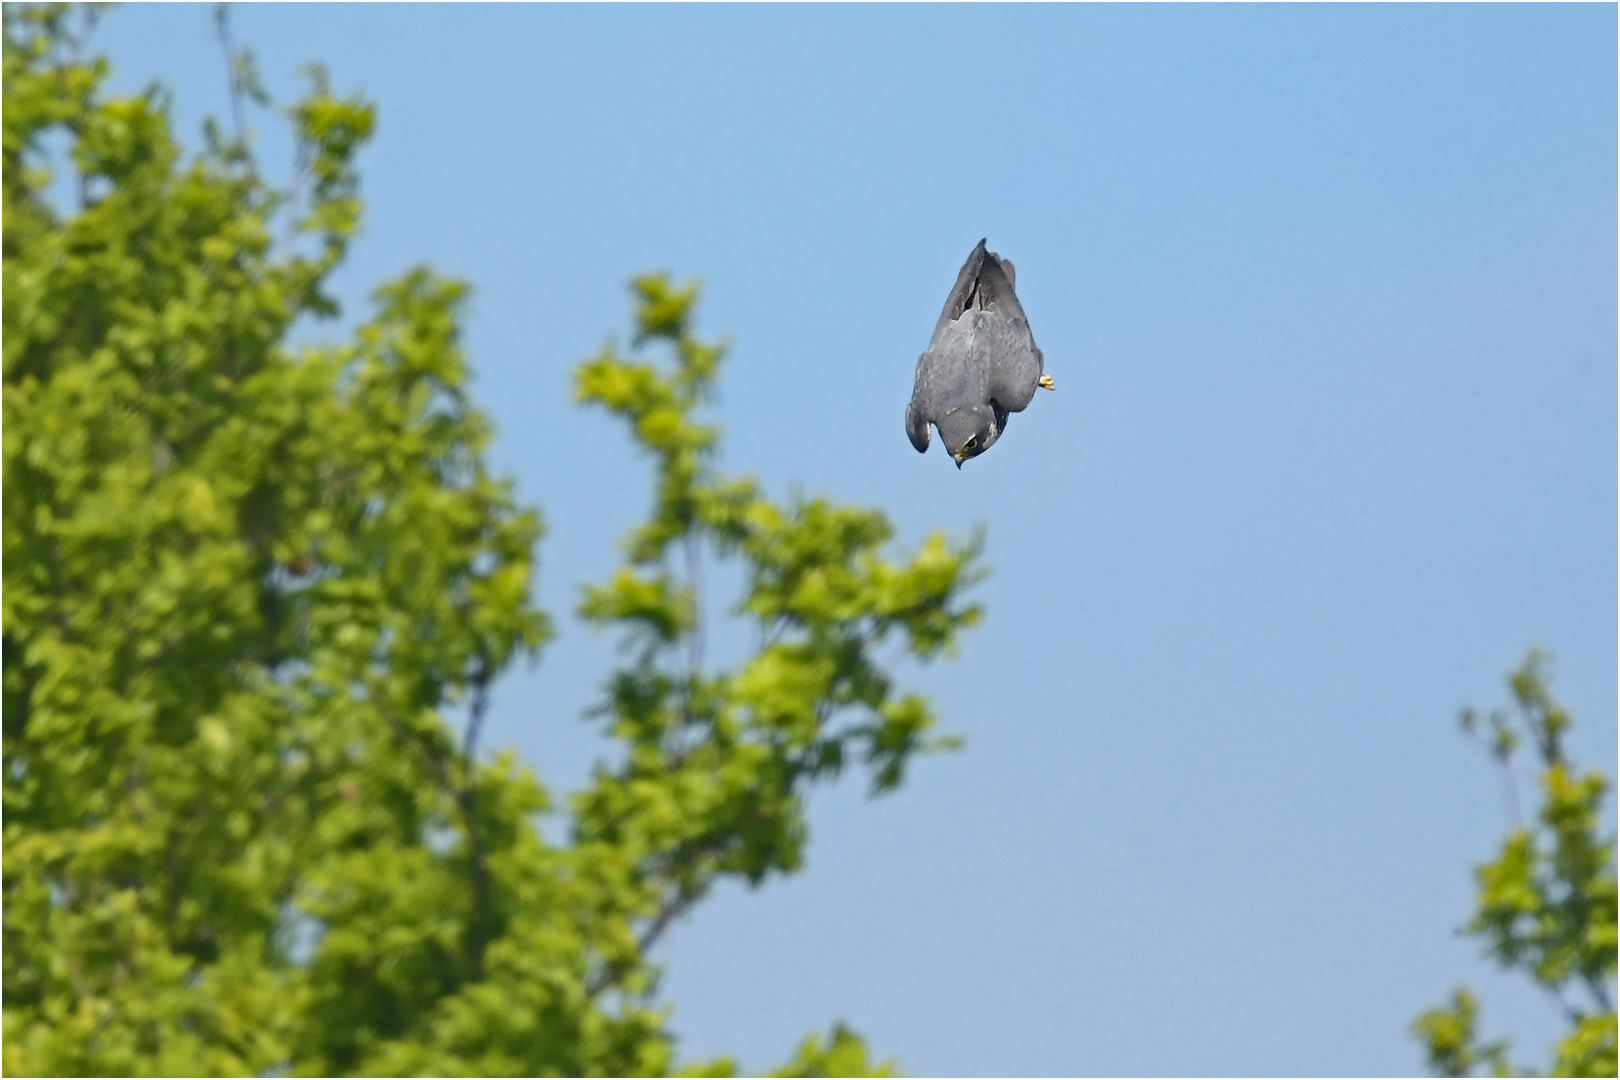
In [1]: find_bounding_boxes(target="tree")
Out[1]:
[1412,652,1618,1078]
[2,6,984,1074]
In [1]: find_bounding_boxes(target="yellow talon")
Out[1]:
[1038,374,1056,391]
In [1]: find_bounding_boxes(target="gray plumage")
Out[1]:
[905,239,1051,468]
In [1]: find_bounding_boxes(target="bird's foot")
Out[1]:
[1038,374,1056,391]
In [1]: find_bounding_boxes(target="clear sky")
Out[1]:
[95,5,1614,1076]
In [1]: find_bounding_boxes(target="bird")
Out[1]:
[905,239,1054,468]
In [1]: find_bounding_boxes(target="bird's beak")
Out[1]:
[952,454,964,470]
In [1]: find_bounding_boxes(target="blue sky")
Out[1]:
[95,5,1614,1076]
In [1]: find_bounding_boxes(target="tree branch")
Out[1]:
[371,673,496,981]
[212,5,248,158]
[584,888,695,999]
[462,659,490,763]
[635,888,693,960]
[1583,972,1614,1016]
[685,531,705,678]
[457,660,496,978]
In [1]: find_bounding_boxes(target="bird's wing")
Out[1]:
[904,397,931,453]
[977,252,1045,413]
[975,249,1027,324]
[910,243,984,453]
[905,343,950,453]
[982,313,1044,413]
[930,239,989,339]
[908,239,1041,451]
[907,317,992,454]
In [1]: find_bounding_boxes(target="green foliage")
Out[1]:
[569,269,982,1000]
[766,1024,901,1078]
[3,7,983,1075]
[1413,652,1618,1078]
[1413,989,1512,1078]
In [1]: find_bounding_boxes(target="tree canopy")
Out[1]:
[2,6,983,1074]
[1412,653,1617,1078]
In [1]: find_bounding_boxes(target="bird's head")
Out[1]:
[938,404,1001,469]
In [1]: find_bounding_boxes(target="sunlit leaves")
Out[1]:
[572,274,986,920]
[3,10,545,1074]
[4,8,976,1075]
[1412,653,1617,1077]
[767,1023,901,1078]
[1413,989,1512,1079]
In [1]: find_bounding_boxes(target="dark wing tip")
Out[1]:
[905,400,931,453]
[934,244,991,332]
[977,248,1022,311]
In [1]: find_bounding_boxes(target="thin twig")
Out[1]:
[213,5,246,150]
[1583,972,1614,1016]
[666,532,706,768]
[281,140,313,270]
[463,660,491,763]
[1464,721,1524,831]
[1495,757,1523,832]
[1541,983,1585,1028]
[583,889,695,998]
[457,660,496,978]
[685,532,705,678]
[634,891,692,962]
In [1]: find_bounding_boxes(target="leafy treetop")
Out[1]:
[1412,652,1617,1079]
[2,6,983,1075]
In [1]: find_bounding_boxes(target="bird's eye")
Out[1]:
[963,437,977,450]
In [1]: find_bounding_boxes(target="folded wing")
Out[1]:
[905,239,1045,451]
[973,248,1044,414]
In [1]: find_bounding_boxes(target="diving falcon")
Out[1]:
[905,239,1054,468]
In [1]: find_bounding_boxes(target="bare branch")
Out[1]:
[213,5,246,151]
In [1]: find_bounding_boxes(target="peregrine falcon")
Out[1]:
[905,239,1054,468]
